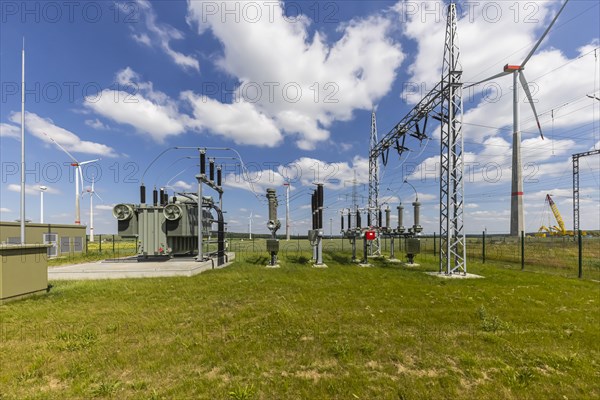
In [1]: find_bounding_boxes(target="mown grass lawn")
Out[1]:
[1,251,599,399]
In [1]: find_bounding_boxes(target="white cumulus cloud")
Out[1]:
[8,112,117,157]
[186,1,405,149]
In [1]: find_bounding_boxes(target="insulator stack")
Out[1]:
[200,151,206,175]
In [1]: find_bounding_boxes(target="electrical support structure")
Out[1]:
[572,149,600,233]
[370,3,466,275]
[438,3,465,275]
[368,110,381,256]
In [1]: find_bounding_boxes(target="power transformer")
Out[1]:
[113,194,215,260]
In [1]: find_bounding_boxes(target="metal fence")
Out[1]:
[228,233,600,280]
[55,232,599,280]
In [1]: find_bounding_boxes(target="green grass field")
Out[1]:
[2,249,599,399]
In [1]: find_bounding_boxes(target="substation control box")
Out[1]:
[406,238,421,255]
[266,239,280,253]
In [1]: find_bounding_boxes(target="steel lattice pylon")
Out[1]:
[572,149,600,232]
[369,3,466,274]
[439,3,466,275]
[368,110,381,255]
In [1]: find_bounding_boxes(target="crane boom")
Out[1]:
[546,194,566,235]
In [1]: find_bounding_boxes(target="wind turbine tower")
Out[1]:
[86,177,102,242]
[467,0,569,236]
[43,131,99,225]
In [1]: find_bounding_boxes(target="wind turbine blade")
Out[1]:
[41,131,78,163]
[519,71,544,140]
[465,70,512,88]
[94,192,103,202]
[521,0,569,67]
[79,159,100,165]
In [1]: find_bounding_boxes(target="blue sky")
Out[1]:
[1,0,599,236]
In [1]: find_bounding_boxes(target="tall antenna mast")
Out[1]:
[20,37,26,243]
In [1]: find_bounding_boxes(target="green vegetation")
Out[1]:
[2,248,599,399]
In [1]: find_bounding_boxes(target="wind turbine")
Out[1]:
[42,132,99,225]
[467,0,569,236]
[85,177,103,242]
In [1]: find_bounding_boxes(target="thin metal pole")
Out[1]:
[20,38,26,244]
[197,179,203,261]
[482,230,486,264]
[40,190,44,223]
[578,230,583,278]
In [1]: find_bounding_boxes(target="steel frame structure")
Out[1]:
[438,3,465,274]
[572,149,600,232]
[368,110,381,256]
[370,3,465,275]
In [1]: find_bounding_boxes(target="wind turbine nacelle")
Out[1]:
[503,64,521,72]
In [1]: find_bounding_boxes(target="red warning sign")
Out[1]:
[365,231,377,241]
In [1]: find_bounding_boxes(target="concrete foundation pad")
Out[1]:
[312,264,328,268]
[358,263,373,268]
[403,263,420,267]
[265,264,281,269]
[426,272,484,279]
[387,258,403,263]
[48,253,235,280]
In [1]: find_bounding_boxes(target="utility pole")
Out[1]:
[20,38,26,244]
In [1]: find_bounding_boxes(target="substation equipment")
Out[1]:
[369,3,466,275]
[341,199,423,265]
[265,188,281,267]
[113,152,228,266]
[308,184,326,267]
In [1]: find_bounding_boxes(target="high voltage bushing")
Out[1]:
[347,209,351,230]
[378,209,383,228]
[209,159,215,182]
[356,209,362,228]
[200,151,206,175]
[412,200,422,233]
[385,207,391,231]
[309,184,325,267]
[153,187,158,206]
[266,188,279,225]
[217,166,222,187]
[311,191,317,229]
[159,188,165,206]
[266,188,281,267]
[340,212,344,231]
[397,203,405,233]
[140,184,146,204]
